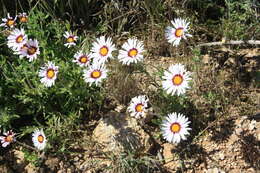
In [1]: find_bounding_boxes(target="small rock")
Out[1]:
[247,168,256,173]
[59,161,64,169]
[202,54,210,64]
[67,168,73,173]
[229,134,239,143]
[234,147,240,152]
[206,167,220,173]
[12,149,26,172]
[235,128,242,135]
[162,143,176,162]
[92,112,152,154]
[248,120,256,131]
[115,104,126,113]
[13,149,25,164]
[45,157,59,171]
[24,163,37,173]
[241,116,248,121]
[229,168,240,173]
[0,164,11,173]
[73,157,79,162]
[162,143,179,170]
[257,130,260,141]
[219,153,225,160]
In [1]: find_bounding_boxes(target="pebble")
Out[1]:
[229,134,239,143]
[235,128,242,135]
[115,104,125,113]
[74,157,79,162]
[257,131,260,141]
[219,153,225,160]
[248,120,256,131]
[229,168,240,173]
[206,167,220,173]
[247,168,256,173]
[67,168,72,173]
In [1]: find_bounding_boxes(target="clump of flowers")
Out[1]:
[165,18,192,46]
[0,130,16,147]
[161,112,191,143]
[162,63,192,96]
[118,38,145,65]
[0,8,198,159]
[127,95,149,119]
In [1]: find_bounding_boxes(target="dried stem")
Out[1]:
[16,141,38,152]
[197,40,260,47]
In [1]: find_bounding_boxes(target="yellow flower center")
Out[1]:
[20,17,28,23]
[99,46,108,56]
[7,19,15,27]
[16,35,24,43]
[175,28,184,37]
[170,123,181,133]
[5,135,13,143]
[91,70,101,79]
[79,56,88,63]
[27,47,37,55]
[67,37,74,43]
[37,135,44,143]
[135,104,143,112]
[47,69,55,79]
[128,48,138,57]
[172,74,183,86]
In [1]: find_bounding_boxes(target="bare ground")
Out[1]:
[0,47,259,173]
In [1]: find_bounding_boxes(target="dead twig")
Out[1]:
[16,141,38,152]
[197,40,260,47]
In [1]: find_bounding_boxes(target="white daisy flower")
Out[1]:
[32,129,47,150]
[161,112,191,144]
[162,63,192,96]
[165,18,192,46]
[63,31,78,48]
[0,130,16,147]
[90,36,116,64]
[7,28,27,51]
[39,61,59,87]
[127,95,149,119]
[83,62,107,86]
[18,12,28,23]
[73,50,92,67]
[0,13,16,28]
[19,39,40,62]
[118,38,145,65]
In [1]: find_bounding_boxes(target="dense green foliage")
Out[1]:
[0,8,104,150]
